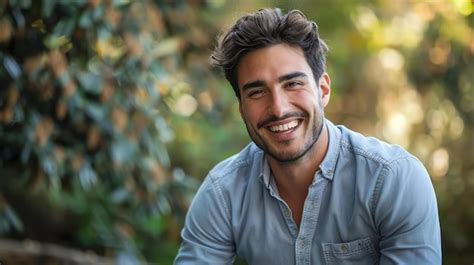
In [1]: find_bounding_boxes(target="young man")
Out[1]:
[175,8,441,265]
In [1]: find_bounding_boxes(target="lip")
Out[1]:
[257,112,307,129]
[262,116,304,129]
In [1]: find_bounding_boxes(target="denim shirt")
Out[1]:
[175,120,441,265]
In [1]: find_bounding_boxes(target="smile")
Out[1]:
[268,120,299,132]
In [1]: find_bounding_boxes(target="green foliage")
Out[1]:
[0,0,472,264]
[0,0,217,262]
[406,10,474,264]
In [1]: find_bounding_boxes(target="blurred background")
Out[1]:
[0,0,472,264]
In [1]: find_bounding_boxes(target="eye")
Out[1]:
[285,80,304,88]
[247,88,265,98]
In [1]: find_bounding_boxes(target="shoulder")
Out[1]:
[186,142,263,215]
[209,142,263,177]
[188,142,264,222]
[207,142,264,185]
[198,142,264,202]
[336,124,415,166]
[333,125,432,209]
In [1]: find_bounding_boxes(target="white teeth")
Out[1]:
[269,120,299,132]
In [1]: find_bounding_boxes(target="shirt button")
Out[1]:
[300,240,305,247]
[340,244,348,253]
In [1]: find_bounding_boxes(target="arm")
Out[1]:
[174,174,235,265]
[374,157,441,264]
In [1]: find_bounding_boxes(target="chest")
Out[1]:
[232,178,379,265]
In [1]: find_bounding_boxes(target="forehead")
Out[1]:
[236,43,312,87]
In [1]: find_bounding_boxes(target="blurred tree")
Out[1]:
[1,0,472,264]
[0,0,219,263]
[406,4,474,263]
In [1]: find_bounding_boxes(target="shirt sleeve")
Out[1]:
[374,156,442,264]
[174,174,235,265]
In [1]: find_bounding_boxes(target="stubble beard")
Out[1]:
[245,110,326,163]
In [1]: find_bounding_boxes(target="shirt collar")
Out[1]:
[260,154,274,191]
[318,119,341,181]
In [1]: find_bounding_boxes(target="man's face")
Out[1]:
[237,43,330,162]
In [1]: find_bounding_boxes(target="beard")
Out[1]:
[244,109,326,163]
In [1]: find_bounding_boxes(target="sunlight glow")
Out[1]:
[431,148,450,179]
[378,48,404,71]
[174,94,198,117]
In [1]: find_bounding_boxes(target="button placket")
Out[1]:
[295,174,329,265]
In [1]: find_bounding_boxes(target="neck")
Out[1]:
[268,124,329,193]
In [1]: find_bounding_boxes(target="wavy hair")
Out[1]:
[211,8,328,98]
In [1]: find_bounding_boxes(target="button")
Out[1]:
[340,244,348,253]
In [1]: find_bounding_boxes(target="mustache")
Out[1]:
[257,112,307,129]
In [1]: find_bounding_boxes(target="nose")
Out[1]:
[268,90,290,118]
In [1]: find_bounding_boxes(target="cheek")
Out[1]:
[245,111,260,125]
[291,91,319,109]
[241,104,258,123]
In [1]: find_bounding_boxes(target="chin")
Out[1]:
[267,148,308,163]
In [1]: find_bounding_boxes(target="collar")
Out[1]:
[317,119,341,182]
[260,154,275,191]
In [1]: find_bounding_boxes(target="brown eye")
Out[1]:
[286,81,303,88]
[248,88,265,98]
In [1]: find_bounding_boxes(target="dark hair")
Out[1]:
[211,8,328,98]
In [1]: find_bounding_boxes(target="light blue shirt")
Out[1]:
[175,120,441,264]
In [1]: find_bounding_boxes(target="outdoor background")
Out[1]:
[0,0,472,264]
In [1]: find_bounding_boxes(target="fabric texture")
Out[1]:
[174,120,442,265]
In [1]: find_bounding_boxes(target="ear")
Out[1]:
[318,72,331,107]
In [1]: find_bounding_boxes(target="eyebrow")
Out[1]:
[241,71,308,91]
[278,71,308,82]
[242,80,266,91]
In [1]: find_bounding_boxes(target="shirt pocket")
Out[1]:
[322,237,378,265]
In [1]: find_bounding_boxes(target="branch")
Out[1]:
[0,239,115,264]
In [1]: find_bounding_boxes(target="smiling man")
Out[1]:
[174,8,441,265]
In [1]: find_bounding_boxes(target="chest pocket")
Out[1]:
[322,237,378,265]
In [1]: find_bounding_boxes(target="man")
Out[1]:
[175,8,441,265]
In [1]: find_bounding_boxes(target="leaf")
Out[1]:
[41,155,57,176]
[3,55,21,79]
[10,0,32,9]
[20,142,32,163]
[152,37,183,59]
[3,206,24,232]
[10,5,26,28]
[53,18,76,37]
[44,34,70,49]
[79,160,98,190]
[41,0,55,18]
[112,0,131,7]
[140,213,165,235]
[78,9,94,28]
[154,116,174,143]
[111,187,130,204]
[76,71,102,93]
[111,139,136,163]
[84,101,106,123]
